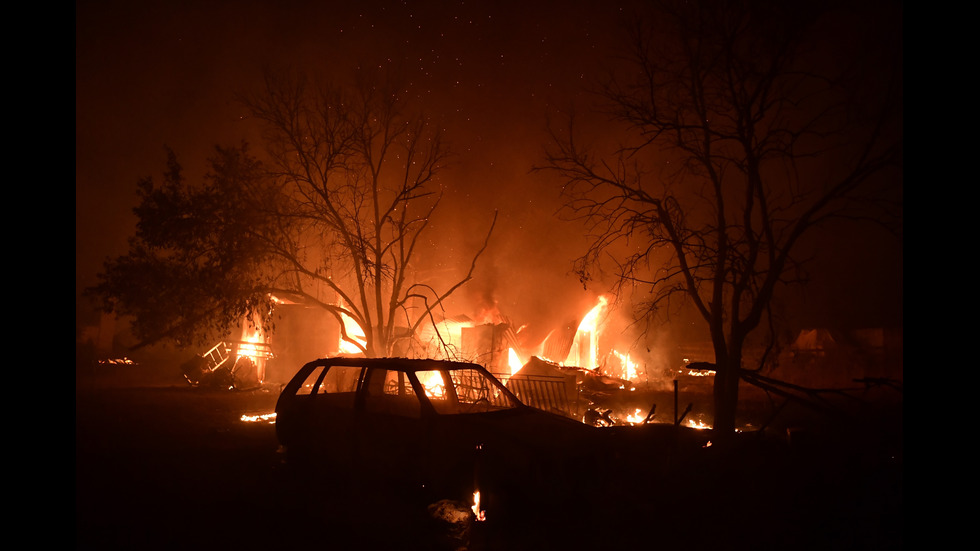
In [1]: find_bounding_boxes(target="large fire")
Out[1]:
[232,294,726,436]
[328,294,638,383]
[224,292,729,523]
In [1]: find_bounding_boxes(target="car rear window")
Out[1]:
[294,364,363,395]
[416,367,519,414]
[362,368,422,418]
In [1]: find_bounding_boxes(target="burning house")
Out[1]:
[177,293,663,422]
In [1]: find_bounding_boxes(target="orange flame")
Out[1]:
[613,350,638,382]
[416,371,446,398]
[240,412,276,424]
[507,348,523,378]
[625,408,644,424]
[238,328,266,361]
[471,490,486,522]
[237,318,271,383]
[338,306,367,355]
[687,418,712,430]
[567,296,608,369]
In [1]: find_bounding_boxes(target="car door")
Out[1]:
[354,367,428,482]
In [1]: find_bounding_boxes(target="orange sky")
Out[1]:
[76,0,902,346]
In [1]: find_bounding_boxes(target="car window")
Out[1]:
[415,369,450,399]
[449,367,516,408]
[381,369,414,397]
[362,368,422,418]
[294,366,325,395]
[321,365,363,393]
[416,367,519,414]
[294,364,363,395]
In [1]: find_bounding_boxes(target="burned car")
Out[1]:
[275,357,710,514]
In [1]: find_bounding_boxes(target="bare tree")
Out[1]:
[242,68,496,357]
[538,1,902,437]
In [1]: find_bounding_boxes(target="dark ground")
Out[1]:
[76,360,902,550]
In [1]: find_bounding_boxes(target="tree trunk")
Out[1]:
[712,351,741,442]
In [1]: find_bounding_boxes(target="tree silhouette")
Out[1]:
[539,0,902,437]
[241,68,496,357]
[88,144,279,349]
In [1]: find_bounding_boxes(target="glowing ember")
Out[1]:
[240,412,277,424]
[97,357,136,365]
[471,490,486,522]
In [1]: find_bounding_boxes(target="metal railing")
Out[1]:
[202,341,232,372]
[499,373,581,419]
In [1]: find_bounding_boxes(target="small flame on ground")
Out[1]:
[471,491,486,522]
[97,357,136,365]
[240,412,277,424]
[687,418,711,430]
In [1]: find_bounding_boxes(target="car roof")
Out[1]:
[297,356,488,374]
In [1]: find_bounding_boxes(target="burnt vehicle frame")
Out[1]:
[275,357,711,513]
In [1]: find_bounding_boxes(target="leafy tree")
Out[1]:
[538,0,902,438]
[88,144,277,349]
[90,69,495,358]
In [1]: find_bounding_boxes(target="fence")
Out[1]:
[495,372,582,420]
